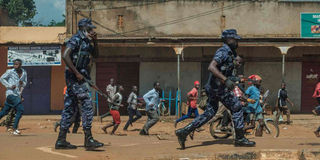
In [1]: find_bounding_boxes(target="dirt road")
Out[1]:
[0,114,320,160]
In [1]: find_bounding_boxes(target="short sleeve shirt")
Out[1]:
[245,85,262,114]
[278,89,288,107]
[206,44,237,90]
[65,31,94,80]
[127,92,138,110]
[187,88,198,108]
[313,82,320,98]
[106,84,117,103]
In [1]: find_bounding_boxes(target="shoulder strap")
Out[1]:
[75,40,83,68]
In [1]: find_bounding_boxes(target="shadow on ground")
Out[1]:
[299,143,320,146]
[182,139,234,149]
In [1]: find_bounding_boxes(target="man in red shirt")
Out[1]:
[175,81,200,128]
[312,78,320,116]
[312,78,320,137]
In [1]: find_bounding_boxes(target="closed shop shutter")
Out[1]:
[301,62,320,113]
[0,46,8,105]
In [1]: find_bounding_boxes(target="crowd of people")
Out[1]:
[0,18,320,151]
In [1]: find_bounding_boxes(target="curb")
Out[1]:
[161,149,320,160]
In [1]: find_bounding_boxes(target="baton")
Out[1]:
[83,78,119,106]
[83,78,109,99]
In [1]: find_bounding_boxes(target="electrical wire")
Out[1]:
[77,0,171,11]
[108,2,250,36]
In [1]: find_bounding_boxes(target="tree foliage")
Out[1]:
[0,0,37,25]
[47,14,65,27]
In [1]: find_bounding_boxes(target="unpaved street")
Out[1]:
[0,114,320,160]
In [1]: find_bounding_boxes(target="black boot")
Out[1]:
[234,128,256,147]
[175,123,195,150]
[55,129,77,149]
[84,129,104,151]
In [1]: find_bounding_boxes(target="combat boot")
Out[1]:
[84,129,104,151]
[175,123,195,150]
[55,129,77,149]
[234,128,256,147]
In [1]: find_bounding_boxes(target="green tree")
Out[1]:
[0,0,36,25]
[47,14,65,27]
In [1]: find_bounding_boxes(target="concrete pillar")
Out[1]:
[277,46,291,82]
[173,47,184,118]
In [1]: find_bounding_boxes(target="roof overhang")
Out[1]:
[96,37,320,47]
[0,27,66,45]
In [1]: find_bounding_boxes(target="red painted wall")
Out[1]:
[0,46,8,106]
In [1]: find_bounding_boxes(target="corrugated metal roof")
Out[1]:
[0,27,66,44]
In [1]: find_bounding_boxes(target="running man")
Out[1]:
[102,85,124,135]
[174,81,200,128]
[175,29,255,149]
[140,82,162,135]
[0,59,27,135]
[123,86,142,131]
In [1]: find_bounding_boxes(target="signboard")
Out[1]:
[301,13,320,38]
[8,46,61,66]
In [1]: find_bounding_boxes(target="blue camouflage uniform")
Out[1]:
[188,30,244,130]
[60,22,95,130]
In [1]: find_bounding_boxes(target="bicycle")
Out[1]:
[209,90,279,139]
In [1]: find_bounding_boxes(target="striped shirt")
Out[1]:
[0,68,27,97]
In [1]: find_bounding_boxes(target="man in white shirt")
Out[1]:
[0,59,27,135]
[99,78,117,122]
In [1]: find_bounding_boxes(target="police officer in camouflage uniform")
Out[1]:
[55,18,104,150]
[175,29,256,149]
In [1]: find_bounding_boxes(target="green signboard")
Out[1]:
[301,13,320,38]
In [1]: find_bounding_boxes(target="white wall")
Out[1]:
[139,62,201,103]
[244,62,302,113]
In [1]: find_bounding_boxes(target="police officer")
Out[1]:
[175,29,256,149]
[55,18,104,150]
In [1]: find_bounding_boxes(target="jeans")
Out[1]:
[0,95,24,129]
[176,106,199,123]
[315,98,320,114]
[123,108,142,130]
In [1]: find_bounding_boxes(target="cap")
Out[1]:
[78,18,96,29]
[248,75,262,85]
[194,81,200,86]
[221,29,241,40]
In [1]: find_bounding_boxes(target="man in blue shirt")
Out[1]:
[244,75,264,136]
[175,29,255,149]
[55,18,103,150]
[140,82,161,135]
